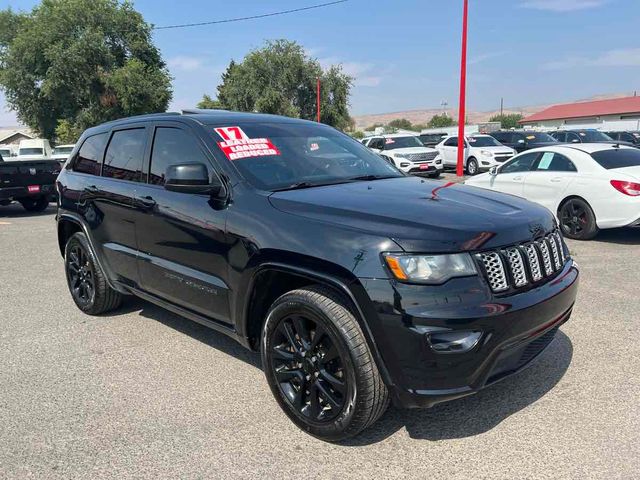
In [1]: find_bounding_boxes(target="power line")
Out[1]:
[153,0,349,30]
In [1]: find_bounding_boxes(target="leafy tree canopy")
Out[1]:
[200,40,353,130]
[489,113,524,130]
[0,0,172,140]
[427,114,457,128]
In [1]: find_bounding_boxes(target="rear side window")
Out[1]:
[74,133,108,175]
[444,137,458,147]
[149,128,209,185]
[103,129,147,182]
[591,148,640,169]
[501,152,539,173]
[535,152,577,172]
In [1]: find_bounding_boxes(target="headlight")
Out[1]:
[480,150,493,157]
[384,253,477,283]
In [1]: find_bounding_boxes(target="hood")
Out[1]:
[474,146,514,153]
[387,147,437,155]
[269,177,556,252]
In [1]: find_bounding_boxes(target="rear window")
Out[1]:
[19,148,44,155]
[591,148,640,169]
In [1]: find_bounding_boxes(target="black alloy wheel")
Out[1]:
[270,314,347,423]
[66,242,95,308]
[64,232,122,314]
[262,286,389,442]
[559,198,599,240]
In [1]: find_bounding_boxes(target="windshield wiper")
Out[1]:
[271,180,353,192]
[348,174,399,181]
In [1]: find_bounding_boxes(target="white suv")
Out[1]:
[364,134,443,178]
[435,134,516,175]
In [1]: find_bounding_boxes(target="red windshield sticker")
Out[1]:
[310,142,320,151]
[214,126,280,161]
[385,138,395,144]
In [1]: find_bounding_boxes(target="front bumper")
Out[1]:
[361,260,579,408]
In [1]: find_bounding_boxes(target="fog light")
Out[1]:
[481,161,490,166]
[427,330,482,354]
[400,162,410,167]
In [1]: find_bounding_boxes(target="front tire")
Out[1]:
[559,198,599,240]
[466,157,479,176]
[261,286,389,442]
[20,196,49,212]
[64,232,122,314]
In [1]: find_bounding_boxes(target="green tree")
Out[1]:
[0,0,172,139]
[387,118,413,130]
[210,40,353,129]
[428,114,456,128]
[351,130,365,139]
[489,113,524,130]
[197,94,224,110]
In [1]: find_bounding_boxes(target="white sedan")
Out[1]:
[465,144,640,240]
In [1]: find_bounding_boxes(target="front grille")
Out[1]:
[494,155,513,163]
[402,151,438,163]
[475,229,569,293]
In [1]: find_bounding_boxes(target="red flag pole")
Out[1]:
[456,0,469,177]
[317,77,321,122]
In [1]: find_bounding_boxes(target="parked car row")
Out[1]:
[0,139,76,163]
[465,143,640,240]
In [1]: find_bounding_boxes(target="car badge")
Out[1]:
[29,168,36,175]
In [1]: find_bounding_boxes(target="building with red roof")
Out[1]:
[520,95,640,128]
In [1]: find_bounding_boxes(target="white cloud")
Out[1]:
[468,52,505,66]
[319,57,384,87]
[167,56,205,71]
[520,0,607,11]
[544,47,640,69]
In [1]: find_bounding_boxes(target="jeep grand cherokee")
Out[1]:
[56,111,579,442]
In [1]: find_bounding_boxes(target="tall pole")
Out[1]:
[456,0,469,177]
[317,77,321,122]
[500,97,504,117]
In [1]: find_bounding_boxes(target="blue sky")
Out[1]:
[1,0,640,125]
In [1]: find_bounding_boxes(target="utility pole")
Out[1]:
[456,0,469,177]
[500,97,504,117]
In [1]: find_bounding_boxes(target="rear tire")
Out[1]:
[558,198,599,240]
[466,157,479,176]
[261,286,389,442]
[20,196,49,212]
[64,232,122,314]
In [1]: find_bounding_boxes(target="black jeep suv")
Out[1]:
[56,111,579,441]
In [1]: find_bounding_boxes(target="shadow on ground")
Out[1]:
[114,296,573,446]
[0,203,57,219]
[591,227,640,245]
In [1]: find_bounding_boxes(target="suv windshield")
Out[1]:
[19,148,44,155]
[525,132,557,143]
[591,148,640,169]
[209,122,404,191]
[468,136,501,147]
[383,136,423,150]
[576,130,613,142]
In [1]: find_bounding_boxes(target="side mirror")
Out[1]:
[164,163,225,196]
[489,166,499,176]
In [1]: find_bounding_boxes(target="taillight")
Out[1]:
[610,180,640,196]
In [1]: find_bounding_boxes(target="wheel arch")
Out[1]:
[242,262,393,387]
[57,216,83,257]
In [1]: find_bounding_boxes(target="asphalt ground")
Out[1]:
[1,201,639,479]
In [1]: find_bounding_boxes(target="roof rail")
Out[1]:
[181,109,229,115]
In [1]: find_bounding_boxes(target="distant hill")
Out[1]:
[352,92,634,130]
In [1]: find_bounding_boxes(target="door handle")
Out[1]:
[550,177,563,182]
[135,195,156,209]
[513,176,523,181]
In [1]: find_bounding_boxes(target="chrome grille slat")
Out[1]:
[538,240,554,276]
[477,252,509,292]
[524,244,543,282]
[505,248,528,287]
[477,229,569,293]
[404,152,438,163]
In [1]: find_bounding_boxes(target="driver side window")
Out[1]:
[501,152,539,174]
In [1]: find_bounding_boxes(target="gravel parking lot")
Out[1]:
[1,202,639,479]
